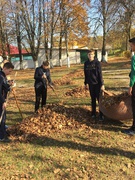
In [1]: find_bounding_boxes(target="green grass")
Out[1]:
[0,58,135,180]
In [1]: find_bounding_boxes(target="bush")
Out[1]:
[109,49,124,57]
[123,50,132,59]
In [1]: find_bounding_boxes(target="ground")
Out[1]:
[0,57,134,180]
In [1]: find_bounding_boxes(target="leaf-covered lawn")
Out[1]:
[0,57,134,180]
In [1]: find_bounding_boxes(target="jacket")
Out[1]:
[84,58,104,86]
[130,55,135,87]
[34,65,52,88]
[0,71,10,104]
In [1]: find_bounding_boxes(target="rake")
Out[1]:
[0,110,5,124]
[12,88,23,119]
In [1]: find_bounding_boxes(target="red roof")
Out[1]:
[0,45,28,55]
[10,45,27,54]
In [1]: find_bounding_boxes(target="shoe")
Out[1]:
[98,116,104,121]
[91,115,96,119]
[0,138,11,142]
[122,127,135,135]
[5,125,8,129]
[6,130,10,137]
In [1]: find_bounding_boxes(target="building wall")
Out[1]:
[11,49,81,69]
[11,55,34,69]
[11,59,34,70]
[96,50,108,62]
[38,49,80,66]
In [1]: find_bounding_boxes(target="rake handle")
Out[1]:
[12,89,23,119]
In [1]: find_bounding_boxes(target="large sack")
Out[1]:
[99,91,132,120]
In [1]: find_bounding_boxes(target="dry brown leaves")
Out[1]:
[66,69,84,78]
[8,104,92,142]
[53,77,72,85]
[100,91,130,108]
[53,69,84,86]
[65,86,89,97]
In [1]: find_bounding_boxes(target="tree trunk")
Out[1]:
[34,60,38,69]
[101,0,107,62]
[58,31,63,66]
[49,30,53,68]
[17,35,23,69]
[65,31,70,67]
[0,19,7,60]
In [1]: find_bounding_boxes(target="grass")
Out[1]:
[0,57,135,180]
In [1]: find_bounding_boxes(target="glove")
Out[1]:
[101,85,105,91]
[84,84,88,90]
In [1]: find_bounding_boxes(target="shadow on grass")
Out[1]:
[102,61,130,70]
[30,136,135,160]
[8,103,134,161]
[105,86,128,92]
[6,111,23,122]
[6,110,34,125]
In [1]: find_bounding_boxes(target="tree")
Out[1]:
[49,0,61,67]
[42,0,49,62]
[117,0,135,50]
[57,0,90,67]
[89,0,120,61]
[8,0,25,69]
[0,0,9,60]
[18,0,42,68]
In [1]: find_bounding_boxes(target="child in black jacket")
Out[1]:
[84,49,105,120]
[0,62,14,141]
[34,61,53,112]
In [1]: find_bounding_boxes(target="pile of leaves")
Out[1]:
[8,104,92,142]
[66,69,84,78]
[65,86,89,97]
[53,69,84,86]
[100,91,130,108]
[53,77,72,85]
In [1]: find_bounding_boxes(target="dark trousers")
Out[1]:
[35,86,47,112]
[0,104,6,139]
[131,84,135,128]
[88,84,103,117]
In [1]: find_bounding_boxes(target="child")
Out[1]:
[84,49,105,121]
[0,59,9,71]
[0,62,14,141]
[34,61,53,112]
[123,37,135,135]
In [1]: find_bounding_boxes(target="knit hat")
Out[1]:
[129,37,135,43]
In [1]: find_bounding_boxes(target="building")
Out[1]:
[11,47,81,69]
[1,45,106,70]
[38,48,80,67]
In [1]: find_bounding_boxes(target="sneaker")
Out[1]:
[5,125,8,129]
[0,138,11,142]
[122,127,135,135]
[98,116,104,121]
[91,115,96,119]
